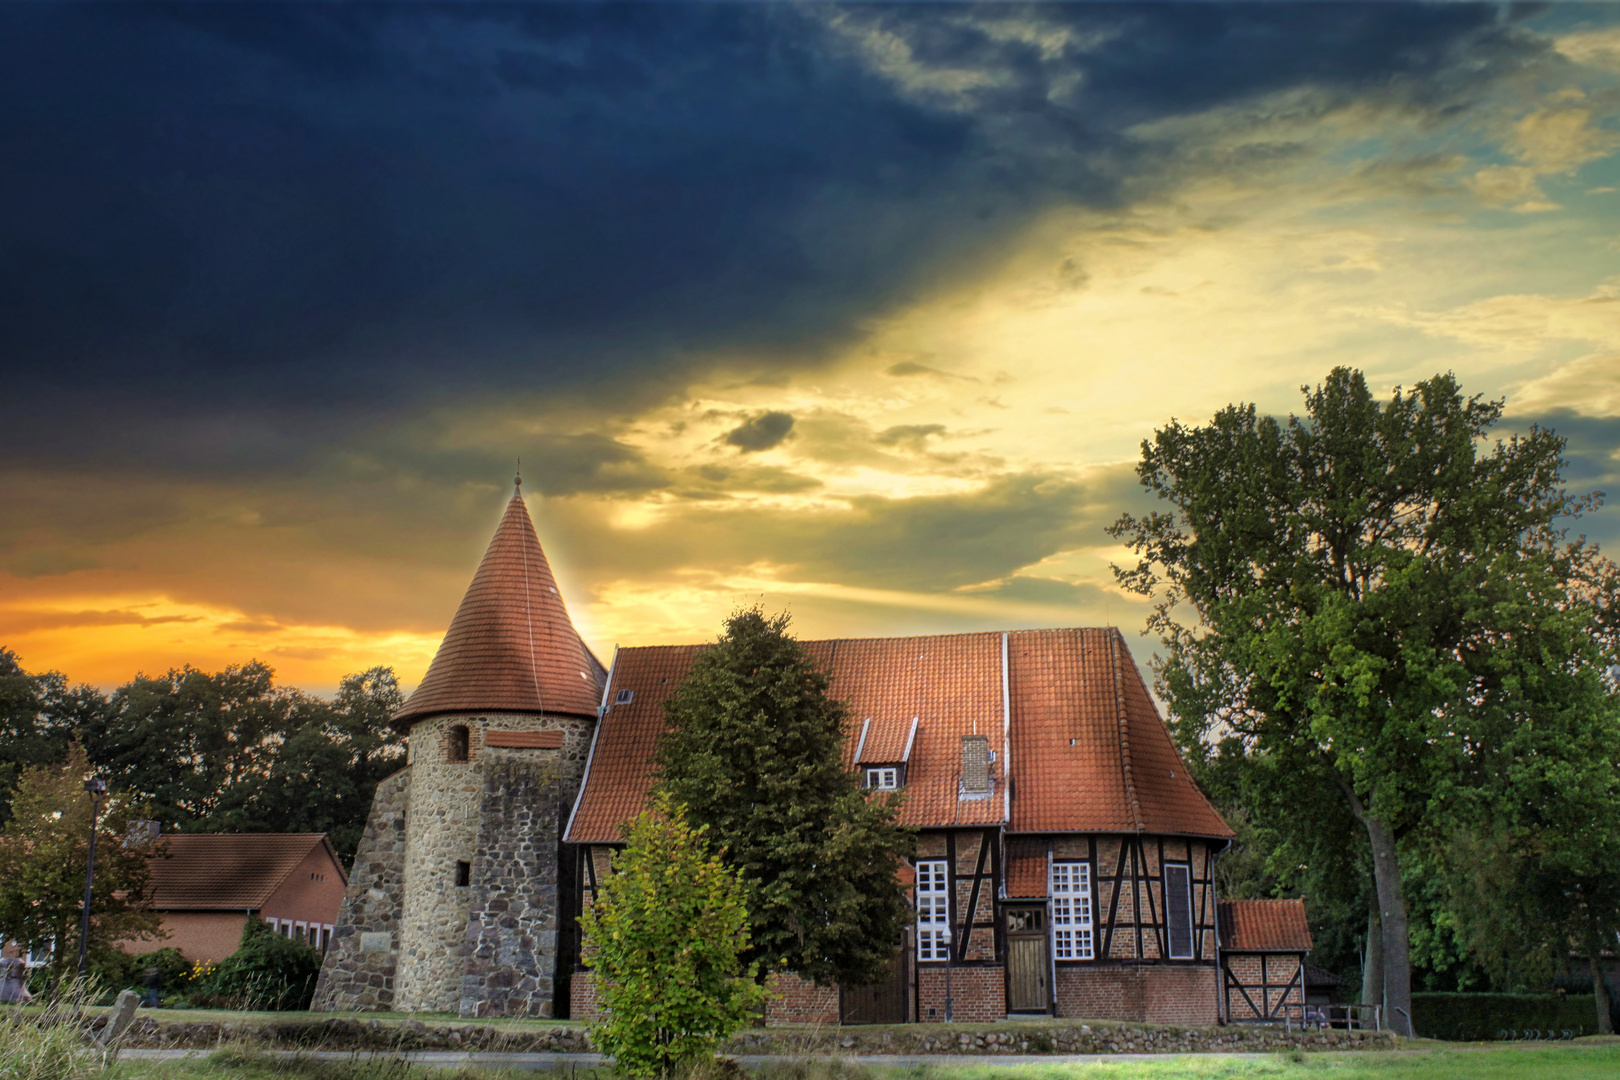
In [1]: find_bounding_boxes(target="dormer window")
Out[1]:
[614,689,634,705]
[864,766,901,791]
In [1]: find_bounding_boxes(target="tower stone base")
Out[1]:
[313,712,592,1016]
[311,770,410,1010]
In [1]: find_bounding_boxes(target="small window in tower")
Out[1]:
[615,689,634,705]
[455,861,471,887]
[447,725,470,763]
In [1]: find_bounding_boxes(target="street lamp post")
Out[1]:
[940,927,954,1024]
[77,779,107,978]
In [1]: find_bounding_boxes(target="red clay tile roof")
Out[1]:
[567,627,1232,844]
[1007,628,1231,839]
[147,834,343,911]
[1219,898,1313,952]
[815,633,1007,830]
[1004,838,1048,899]
[566,645,697,844]
[854,716,917,763]
[393,489,605,728]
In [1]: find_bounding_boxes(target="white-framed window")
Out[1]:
[1051,860,1094,960]
[615,689,634,705]
[865,767,899,790]
[1164,863,1194,959]
[916,859,950,961]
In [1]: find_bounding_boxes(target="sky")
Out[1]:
[3,2,1620,697]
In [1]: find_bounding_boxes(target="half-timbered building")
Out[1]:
[315,485,1317,1023]
[566,627,1248,1025]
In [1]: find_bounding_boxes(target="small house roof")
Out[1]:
[147,833,345,911]
[1218,898,1313,952]
[392,487,605,728]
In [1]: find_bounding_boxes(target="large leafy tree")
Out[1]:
[1110,367,1614,1035]
[83,661,404,863]
[581,793,766,1078]
[86,660,301,826]
[0,743,163,974]
[655,608,915,988]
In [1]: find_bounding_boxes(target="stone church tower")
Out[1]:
[313,481,605,1017]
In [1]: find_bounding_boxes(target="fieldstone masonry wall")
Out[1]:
[459,756,571,1017]
[398,730,483,1011]
[321,710,594,1016]
[312,770,411,1010]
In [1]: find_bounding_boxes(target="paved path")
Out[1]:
[118,1048,1270,1069]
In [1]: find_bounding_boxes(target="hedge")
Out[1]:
[1411,992,1604,1041]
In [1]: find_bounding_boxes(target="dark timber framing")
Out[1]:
[1068,834,1219,966]
[1222,951,1307,1021]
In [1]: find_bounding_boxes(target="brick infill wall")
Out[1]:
[1055,964,1218,1025]
[92,1015,1396,1055]
[917,966,1006,1022]
[765,972,839,1025]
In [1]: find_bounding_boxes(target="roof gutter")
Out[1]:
[565,645,617,844]
[1001,631,1011,824]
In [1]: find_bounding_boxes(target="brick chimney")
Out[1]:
[961,734,991,795]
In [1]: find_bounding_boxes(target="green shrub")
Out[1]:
[580,793,768,1079]
[1411,992,1600,1040]
[192,917,322,1011]
[85,946,192,1002]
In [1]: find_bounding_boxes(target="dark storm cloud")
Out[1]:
[724,411,796,453]
[0,2,1548,473]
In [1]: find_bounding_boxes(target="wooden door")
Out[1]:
[1005,907,1050,1013]
[840,947,910,1024]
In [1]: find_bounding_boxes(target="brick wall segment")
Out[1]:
[121,912,248,964]
[260,842,349,932]
[916,966,1006,1022]
[1054,964,1218,1025]
[765,972,840,1025]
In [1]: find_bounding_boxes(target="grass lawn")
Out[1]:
[95,1042,1620,1080]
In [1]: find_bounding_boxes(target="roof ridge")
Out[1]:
[1110,628,1145,832]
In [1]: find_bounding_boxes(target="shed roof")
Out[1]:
[566,627,1231,844]
[393,487,605,728]
[147,833,345,911]
[1218,898,1313,952]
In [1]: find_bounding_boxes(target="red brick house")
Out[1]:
[123,833,348,963]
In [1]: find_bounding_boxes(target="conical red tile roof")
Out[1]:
[392,488,605,728]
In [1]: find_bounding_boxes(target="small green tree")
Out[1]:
[0,743,162,975]
[655,608,914,988]
[580,794,766,1079]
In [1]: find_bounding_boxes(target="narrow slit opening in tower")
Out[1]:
[447,724,470,763]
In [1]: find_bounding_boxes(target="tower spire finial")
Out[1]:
[515,457,522,493]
